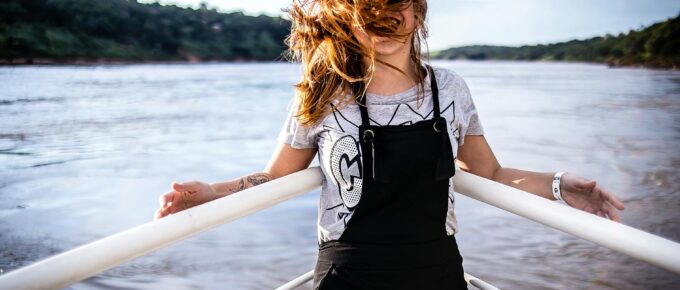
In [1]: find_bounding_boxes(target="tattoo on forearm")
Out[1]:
[230,178,246,193]
[228,173,271,194]
[247,174,270,186]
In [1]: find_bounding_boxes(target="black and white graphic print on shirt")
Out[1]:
[329,134,363,209]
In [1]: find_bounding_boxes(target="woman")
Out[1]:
[154,1,625,289]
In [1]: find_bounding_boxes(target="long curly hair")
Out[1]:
[284,0,429,126]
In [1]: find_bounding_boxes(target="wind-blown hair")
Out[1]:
[284,0,429,126]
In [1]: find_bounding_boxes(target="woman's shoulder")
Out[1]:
[430,65,470,96]
[429,64,478,117]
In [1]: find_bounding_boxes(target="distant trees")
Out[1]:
[1,0,678,68]
[0,0,291,63]
[432,14,680,69]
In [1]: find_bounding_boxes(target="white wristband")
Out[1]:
[552,172,566,201]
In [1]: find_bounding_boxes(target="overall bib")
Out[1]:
[313,65,468,290]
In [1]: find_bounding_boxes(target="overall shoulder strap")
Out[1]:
[425,64,441,119]
[356,86,370,127]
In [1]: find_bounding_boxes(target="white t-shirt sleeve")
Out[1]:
[276,98,318,149]
[453,72,484,146]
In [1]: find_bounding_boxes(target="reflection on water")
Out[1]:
[0,61,678,289]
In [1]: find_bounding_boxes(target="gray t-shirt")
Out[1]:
[278,65,484,244]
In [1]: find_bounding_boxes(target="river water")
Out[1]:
[0,61,678,289]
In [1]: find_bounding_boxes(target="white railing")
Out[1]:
[0,168,324,290]
[275,270,501,290]
[464,273,501,290]
[275,270,314,290]
[452,167,680,274]
[0,166,678,290]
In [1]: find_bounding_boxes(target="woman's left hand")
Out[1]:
[560,173,626,222]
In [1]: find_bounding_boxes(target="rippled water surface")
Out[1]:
[1,61,678,289]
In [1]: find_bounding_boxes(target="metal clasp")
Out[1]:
[433,120,442,132]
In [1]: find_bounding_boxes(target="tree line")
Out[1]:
[432,14,680,69]
[1,0,677,68]
[0,0,291,63]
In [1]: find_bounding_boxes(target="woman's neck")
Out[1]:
[364,52,418,96]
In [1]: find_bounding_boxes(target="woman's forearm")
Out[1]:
[209,172,273,198]
[491,167,556,200]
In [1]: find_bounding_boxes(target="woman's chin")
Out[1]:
[374,41,407,57]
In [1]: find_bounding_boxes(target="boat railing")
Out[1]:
[0,166,678,289]
[274,270,501,290]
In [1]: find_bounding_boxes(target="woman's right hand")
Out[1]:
[152,143,317,220]
[154,180,219,220]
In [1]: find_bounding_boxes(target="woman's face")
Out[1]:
[351,2,417,58]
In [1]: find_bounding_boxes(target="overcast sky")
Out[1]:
[139,0,680,50]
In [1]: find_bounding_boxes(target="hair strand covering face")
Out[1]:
[283,0,430,126]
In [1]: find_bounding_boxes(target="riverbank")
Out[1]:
[2,57,676,71]
[431,14,680,70]
[3,1,676,70]
[0,57,289,66]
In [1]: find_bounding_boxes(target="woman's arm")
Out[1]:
[155,143,316,219]
[209,143,317,198]
[455,135,553,199]
[456,135,624,221]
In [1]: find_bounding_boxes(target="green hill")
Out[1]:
[2,1,678,68]
[432,14,680,69]
[0,0,291,64]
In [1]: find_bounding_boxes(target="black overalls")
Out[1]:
[313,65,468,290]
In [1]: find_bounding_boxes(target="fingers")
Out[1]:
[171,182,185,192]
[157,190,178,210]
[565,180,624,223]
[592,185,625,211]
[155,205,167,220]
[603,189,625,211]
[155,182,190,220]
[172,181,200,193]
[587,185,623,222]
[155,197,187,220]
[603,201,621,222]
[155,198,174,220]
[154,208,164,220]
[580,180,596,192]
[158,190,175,207]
